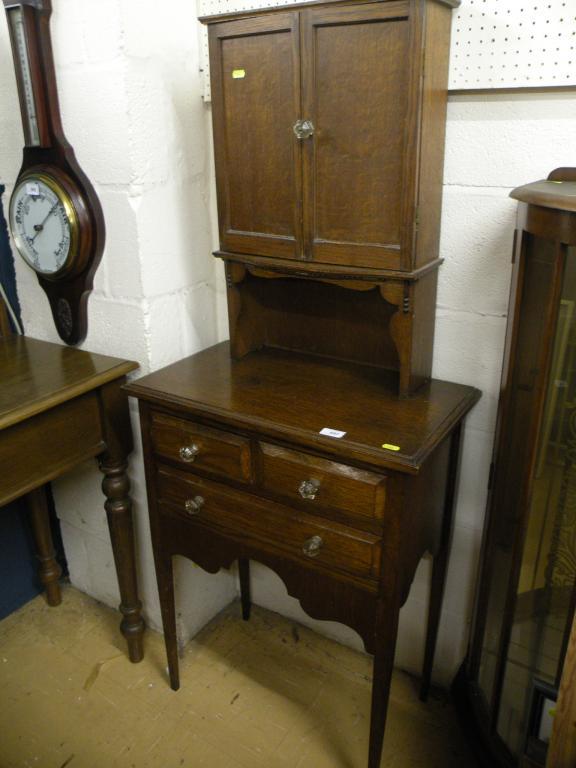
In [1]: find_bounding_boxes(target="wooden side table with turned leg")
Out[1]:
[0,328,145,663]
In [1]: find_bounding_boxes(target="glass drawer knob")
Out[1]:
[179,444,199,462]
[185,496,204,515]
[299,479,320,500]
[293,119,314,140]
[302,535,323,558]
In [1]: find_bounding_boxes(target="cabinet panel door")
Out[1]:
[209,14,303,260]
[301,1,413,270]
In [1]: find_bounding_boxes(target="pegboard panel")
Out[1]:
[197,0,576,99]
[450,0,575,89]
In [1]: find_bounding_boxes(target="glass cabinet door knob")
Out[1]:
[299,479,320,500]
[184,496,205,515]
[179,444,200,462]
[302,535,323,557]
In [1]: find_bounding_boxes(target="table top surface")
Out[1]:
[1,336,138,431]
[511,178,576,213]
[127,342,480,473]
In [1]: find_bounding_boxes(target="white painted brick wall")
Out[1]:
[1,0,575,688]
[0,0,237,645]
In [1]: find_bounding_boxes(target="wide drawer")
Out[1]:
[150,411,252,484]
[0,393,103,506]
[257,442,386,522]
[156,467,381,582]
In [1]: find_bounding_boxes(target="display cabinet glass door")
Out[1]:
[477,236,576,760]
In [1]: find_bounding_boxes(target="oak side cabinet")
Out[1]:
[206,0,460,396]
[126,3,481,768]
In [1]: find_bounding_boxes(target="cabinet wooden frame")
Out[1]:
[454,169,576,767]
[125,4,471,767]
[204,0,457,395]
[204,0,455,275]
[224,259,438,397]
[126,340,479,768]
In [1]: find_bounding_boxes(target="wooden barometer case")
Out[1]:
[3,0,105,345]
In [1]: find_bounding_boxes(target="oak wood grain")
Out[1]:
[151,411,253,484]
[0,335,137,430]
[199,0,460,25]
[27,485,62,607]
[415,1,453,268]
[126,342,480,474]
[205,0,455,274]
[216,250,444,281]
[0,392,103,506]
[301,1,410,269]
[205,0,455,395]
[511,179,576,214]
[131,342,477,768]
[257,441,387,524]
[0,331,144,662]
[209,13,302,260]
[156,465,383,585]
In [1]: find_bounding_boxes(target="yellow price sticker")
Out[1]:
[382,443,401,452]
[232,69,246,79]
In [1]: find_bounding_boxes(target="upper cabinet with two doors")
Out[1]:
[205,0,459,276]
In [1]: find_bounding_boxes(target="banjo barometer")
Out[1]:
[3,0,104,344]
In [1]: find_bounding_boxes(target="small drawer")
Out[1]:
[156,467,381,583]
[150,411,252,484]
[257,442,386,522]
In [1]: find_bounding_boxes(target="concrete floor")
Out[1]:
[0,586,476,768]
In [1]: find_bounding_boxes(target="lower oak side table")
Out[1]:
[0,335,145,663]
[127,341,480,767]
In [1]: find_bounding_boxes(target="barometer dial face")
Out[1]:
[9,173,78,276]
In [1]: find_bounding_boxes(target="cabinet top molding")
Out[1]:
[199,0,460,24]
[511,179,576,215]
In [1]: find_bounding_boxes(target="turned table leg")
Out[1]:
[27,486,62,606]
[99,455,145,663]
[238,558,251,621]
[420,424,463,702]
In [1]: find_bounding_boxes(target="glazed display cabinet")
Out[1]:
[456,169,576,767]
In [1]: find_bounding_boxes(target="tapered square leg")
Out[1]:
[153,551,180,690]
[368,599,401,768]
[238,558,251,621]
[420,424,462,702]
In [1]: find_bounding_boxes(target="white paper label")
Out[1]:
[26,182,40,197]
[319,427,346,438]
